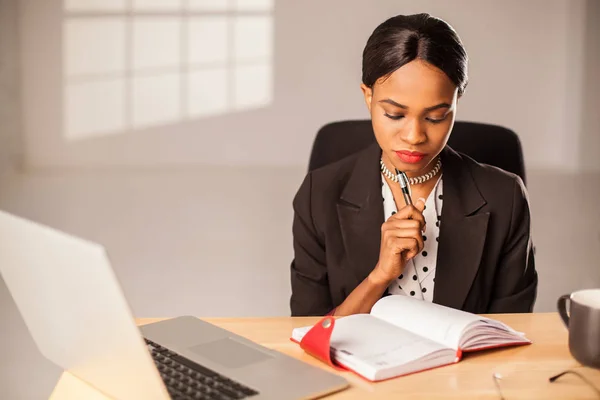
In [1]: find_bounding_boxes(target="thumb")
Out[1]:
[415,197,426,212]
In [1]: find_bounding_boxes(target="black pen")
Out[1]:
[395,168,413,206]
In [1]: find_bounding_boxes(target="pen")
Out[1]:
[395,168,413,206]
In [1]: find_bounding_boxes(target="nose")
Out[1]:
[400,118,427,145]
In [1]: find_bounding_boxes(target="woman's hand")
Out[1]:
[333,198,426,317]
[369,199,426,285]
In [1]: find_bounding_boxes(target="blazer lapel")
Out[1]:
[433,147,489,310]
[336,143,384,286]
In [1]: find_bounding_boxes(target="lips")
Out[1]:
[395,150,427,164]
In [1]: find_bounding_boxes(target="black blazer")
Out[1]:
[290,143,538,316]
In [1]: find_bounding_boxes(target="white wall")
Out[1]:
[579,0,600,170]
[0,0,22,172]
[18,0,600,171]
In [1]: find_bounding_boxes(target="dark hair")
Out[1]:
[362,13,468,96]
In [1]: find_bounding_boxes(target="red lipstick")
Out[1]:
[395,150,427,164]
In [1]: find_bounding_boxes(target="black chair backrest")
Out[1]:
[308,120,526,185]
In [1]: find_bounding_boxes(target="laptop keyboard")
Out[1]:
[145,338,259,400]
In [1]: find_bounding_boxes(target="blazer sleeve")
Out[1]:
[289,173,333,316]
[488,176,539,313]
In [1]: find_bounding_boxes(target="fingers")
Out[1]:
[387,204,426,233]
[384,236,422,260]
[381,228,424,257]
[403,242,420,260]
[383,219,422,233]
[414,197,426,213]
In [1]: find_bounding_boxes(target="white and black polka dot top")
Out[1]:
[381,173,444,302]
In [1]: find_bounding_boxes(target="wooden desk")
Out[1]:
[51,313,600,399]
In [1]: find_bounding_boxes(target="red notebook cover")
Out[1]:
[295,316,342,370]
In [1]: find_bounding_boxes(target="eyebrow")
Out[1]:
[379,99,451,112]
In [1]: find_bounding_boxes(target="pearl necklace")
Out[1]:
[380,158,442,185]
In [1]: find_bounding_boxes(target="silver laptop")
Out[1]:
[0,210,348,400]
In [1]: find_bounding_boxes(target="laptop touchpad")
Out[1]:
[188,338,273,368]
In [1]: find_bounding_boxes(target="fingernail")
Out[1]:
[418,198,426,203]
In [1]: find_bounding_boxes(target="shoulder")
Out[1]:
[294,144,376,207]
[463,153,525,193]
[448,148,529,212]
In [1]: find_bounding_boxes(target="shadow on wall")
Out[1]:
[63,0,274,141]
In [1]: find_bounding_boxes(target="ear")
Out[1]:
[360,83,373,113]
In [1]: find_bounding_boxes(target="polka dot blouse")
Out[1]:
[381,173,444,302]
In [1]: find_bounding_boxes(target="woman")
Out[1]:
[290,13,538,317]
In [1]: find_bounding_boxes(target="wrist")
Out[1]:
[368,264,394,287]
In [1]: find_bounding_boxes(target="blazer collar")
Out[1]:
[439,146,487,216]
[337,143,385,285]
[434,146,489,309]
[339,142,383,209]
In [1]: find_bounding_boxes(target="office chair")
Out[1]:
[308,120,526,185]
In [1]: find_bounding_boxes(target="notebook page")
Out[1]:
[291,314,451,379]
[460,322,529,350]
[370,295,481,349]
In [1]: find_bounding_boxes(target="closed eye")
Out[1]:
[426,115,448,124]
[384,113,404,121]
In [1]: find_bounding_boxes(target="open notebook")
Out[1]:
[291,295,530,381]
